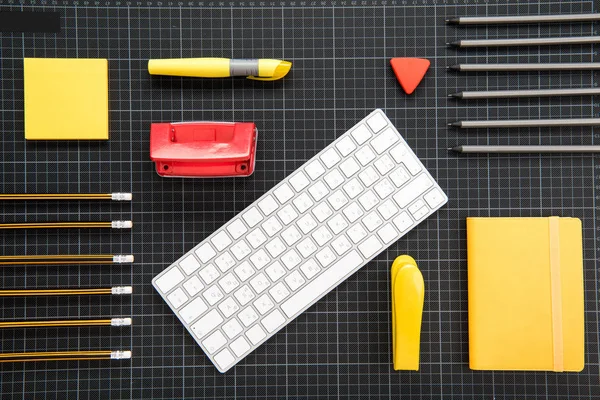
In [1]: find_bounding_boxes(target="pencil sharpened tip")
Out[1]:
[448,93,459,98]
[448,122,461,127]
[447,65,460,71]
[450,146,462,152]
[445,18,459,24]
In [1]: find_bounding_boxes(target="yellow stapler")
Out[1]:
[391,255,425,371]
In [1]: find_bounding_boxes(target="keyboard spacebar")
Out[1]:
[281,250,363,318]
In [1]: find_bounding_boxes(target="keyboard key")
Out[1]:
[358,190,379,211]
[343,202,364,223]
[289,171,310,191]
[181,298,209,324]
[273,183,294,203]
[281,250,362,317]
[234,261,255,282]
[234,285,255,306]
[358,166,379,187]
[366,112,388,133]
[327,190,349,211]
[358,236,383,258]
[242,207,263,228]
[198,264,220,285]
[424,188,446,209]
[214,348,235,371]
[327,214,348,235]
[179,297,209,329]
[362,211,383,232]
[339,158,360,178]
[167,288,188,309]
[377,199,399,220]
[393,211,414,233]
[370,127,398,154]
[411,205,429,220]
[246,325,266,345]
[190,309,222,337]
[281,226,303,246]
[222,318,243,339]
[342,178,363,199]
[315,247,336,267]
[347,223,368,244]
[355,146,376,166]
[282,249,302,269]
[261,217,283,237]
[239,306,259,327]
[265,261,286,282]
[226,219,248,240]
[351,124,372,144]
[218,273,240,294]
[211,231,232,252]
[297,214,318,234]
[308,181,329,202]
[249,249,270,270]
[312,226,333,246]
[389,166,411,188]
[249,273,271,294]
[320,148,341,168]
[331,236,352,255]
[215,252,236,272]
[258,195,279,216]
[218,297,240,318]
[374,178,395,199]
[265,237,286,258]
[203,285,224,306]
[393,173,433,208]
[285,270,306,291]
[374,154,395,175]
[312,202,333,222]
[293,192,314,213]
[230,240,252,261]
[408,199,426,215]
[253,294,275,315]
[195,243,216,263]
[377,223,399,244]
[202,330,227,354]
[277,204,298,225]
[305,160,326,180]
[261,310,286,333]
[269,282,291,302]
[324,169,344,189]
[335,136,356,156]
[183,276,204,296]
[390,143,422,175]
[230,336,251,356]
[246,229,267,249]
[155,267,184,293]
[179,255,201,275]
[297,237,317,257]
[300,259,321,279]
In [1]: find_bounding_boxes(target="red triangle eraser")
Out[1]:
[390,58,430,95]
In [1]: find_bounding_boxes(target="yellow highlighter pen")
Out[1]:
[147,58,292,81]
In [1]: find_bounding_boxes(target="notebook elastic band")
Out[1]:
[548,216,564,372]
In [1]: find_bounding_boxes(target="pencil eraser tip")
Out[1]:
[113,255,134,263]
[112,286,133,295]
[111,350,132,360]
[112,193,132,201]
[112,220,133,229]
[111,317,132,326]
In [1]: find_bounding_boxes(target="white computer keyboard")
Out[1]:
[152,109,447,372]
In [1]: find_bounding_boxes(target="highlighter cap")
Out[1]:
[248,59,292,81]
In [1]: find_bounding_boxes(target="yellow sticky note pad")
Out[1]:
[24,58,108,140]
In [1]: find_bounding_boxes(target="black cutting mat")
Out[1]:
[0,0,599,398]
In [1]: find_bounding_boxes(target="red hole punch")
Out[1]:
[150,121,258,178]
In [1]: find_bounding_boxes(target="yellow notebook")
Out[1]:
[24,58,108,140]
[467,217,584,372]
